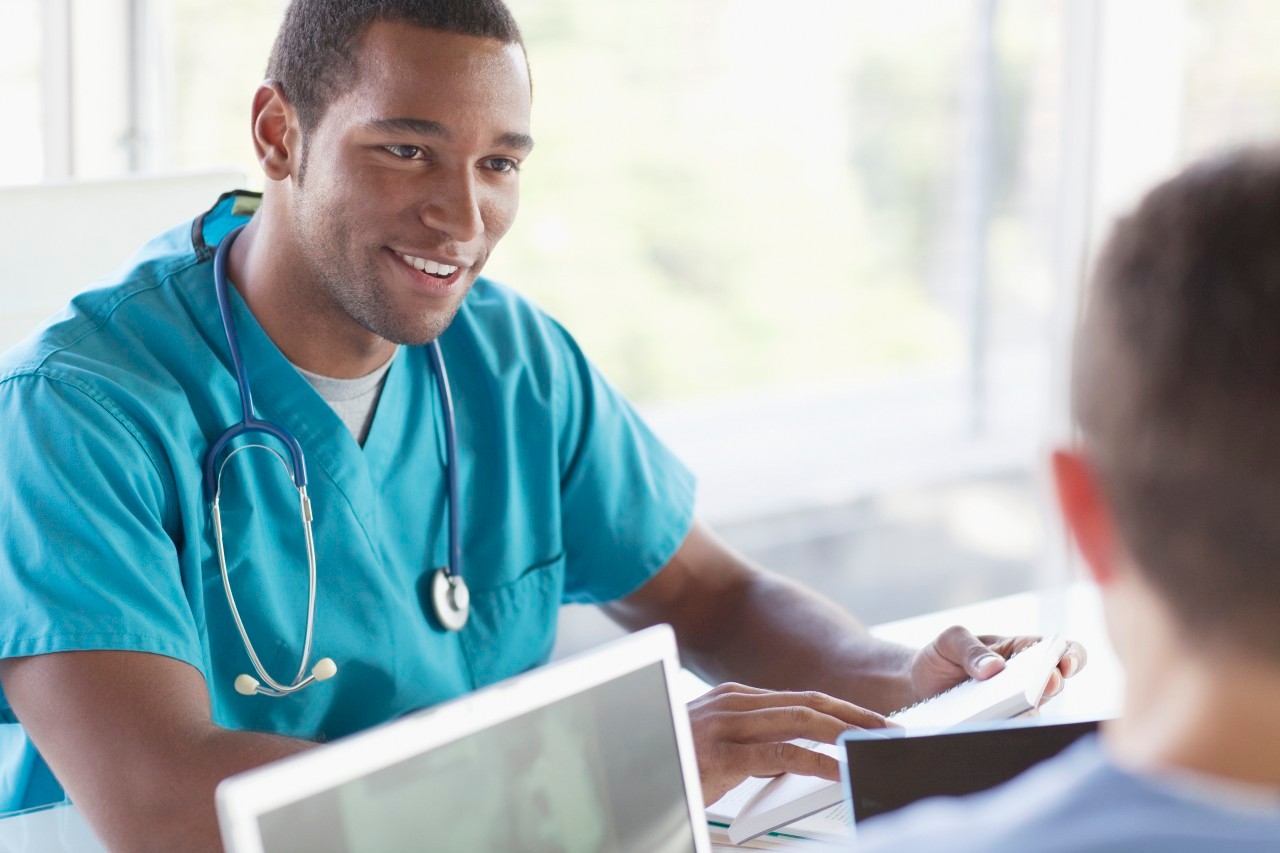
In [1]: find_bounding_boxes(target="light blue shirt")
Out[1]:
[0,191,696,812]
[853,735,1280,852]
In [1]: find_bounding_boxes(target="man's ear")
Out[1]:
[251,81,302,183]
[1051,448,1120,587]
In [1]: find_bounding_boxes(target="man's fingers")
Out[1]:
[688,687,873,799]
[936,625,1005,680]
[913,631,1089,707]
[722,741,842,784]
[699,681,772,698]
[980,635,1087,680]
[1040,640,1085,702]
[1059,641,1087,677]
[697,688,889,731]
[703,705,870,747]
[1041,668,1065,700]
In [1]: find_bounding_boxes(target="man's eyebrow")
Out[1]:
[365,117,450,138]
[495,132,535,153]
[364,118,534,153]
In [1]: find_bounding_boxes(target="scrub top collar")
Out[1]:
[185,191,440,540]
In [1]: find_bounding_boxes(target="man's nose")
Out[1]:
[419,168,484,244]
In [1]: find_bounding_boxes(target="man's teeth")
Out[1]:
[400,254,459,276]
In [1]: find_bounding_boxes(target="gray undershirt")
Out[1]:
[293,353,396,445]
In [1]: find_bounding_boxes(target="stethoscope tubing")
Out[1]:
[204,223,465,697]
[426,342,462,582]
[203,226,309,500]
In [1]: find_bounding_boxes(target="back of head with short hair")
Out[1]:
[1077,146,1280,659]
[265,0,524,135]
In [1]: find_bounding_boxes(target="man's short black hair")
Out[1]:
[265,0,524,135]
[1077,145,1280,659]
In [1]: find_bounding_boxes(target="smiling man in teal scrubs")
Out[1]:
[0,2,1081,850]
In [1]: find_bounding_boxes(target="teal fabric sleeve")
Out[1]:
[545,316,697,605]
[0,372,204,722]
[0,726,64,814]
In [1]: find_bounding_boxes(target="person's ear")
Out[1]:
[1051,448,1120,587]
[251,81,302,183]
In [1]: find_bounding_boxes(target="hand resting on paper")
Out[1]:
[687,682,894,806]
[688,627,1087,806]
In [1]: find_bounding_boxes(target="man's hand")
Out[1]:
[908,626,1088,705]
[687,682,892,806]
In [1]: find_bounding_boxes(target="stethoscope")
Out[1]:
[203,224,470,699]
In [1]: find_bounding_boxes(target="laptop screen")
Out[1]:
[252,662,697,853]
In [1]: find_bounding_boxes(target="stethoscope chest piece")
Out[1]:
[432,567,470,631]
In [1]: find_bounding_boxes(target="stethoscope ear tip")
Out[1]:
[234,673,261,696]
[312,658,338,681]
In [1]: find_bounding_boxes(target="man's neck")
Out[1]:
[1106,642,1280,790]
[226,198,396,379]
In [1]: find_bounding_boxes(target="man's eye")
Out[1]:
[384,145,423,159]
[485,157,519,173]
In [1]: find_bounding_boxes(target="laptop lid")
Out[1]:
[217,625,710,853]
[839,717,1101,826]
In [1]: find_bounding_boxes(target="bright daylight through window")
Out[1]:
[4,1,1280,649]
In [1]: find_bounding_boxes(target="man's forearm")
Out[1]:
[676,568,919,714]
[0,648,320,853]
[80,725,314,853]
[607,522,923,713]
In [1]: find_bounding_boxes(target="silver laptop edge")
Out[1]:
[216,624,709,853]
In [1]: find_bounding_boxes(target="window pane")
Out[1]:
[499,0,1065,418]
[0,1,44,184]
[161,0,290,182]
[1183,0,1280,155]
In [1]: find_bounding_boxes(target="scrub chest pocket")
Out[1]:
[457,551,565,687]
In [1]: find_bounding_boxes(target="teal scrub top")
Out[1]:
[0,191,696,812]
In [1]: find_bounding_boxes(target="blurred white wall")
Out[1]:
[0,170,244,350]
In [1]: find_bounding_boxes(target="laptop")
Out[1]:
[217,625,710,853]
[839,716,1101,827]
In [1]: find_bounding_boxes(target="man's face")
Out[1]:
[288,23,533,346]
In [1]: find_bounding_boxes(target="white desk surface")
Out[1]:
[0,802,104,853]
[0,582,1119,852]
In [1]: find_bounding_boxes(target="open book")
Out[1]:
[716,635,1069,846]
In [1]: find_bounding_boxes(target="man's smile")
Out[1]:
[385,247,468,293]
[397,251,460,278]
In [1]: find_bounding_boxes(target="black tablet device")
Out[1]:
[840,717,1102,824]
